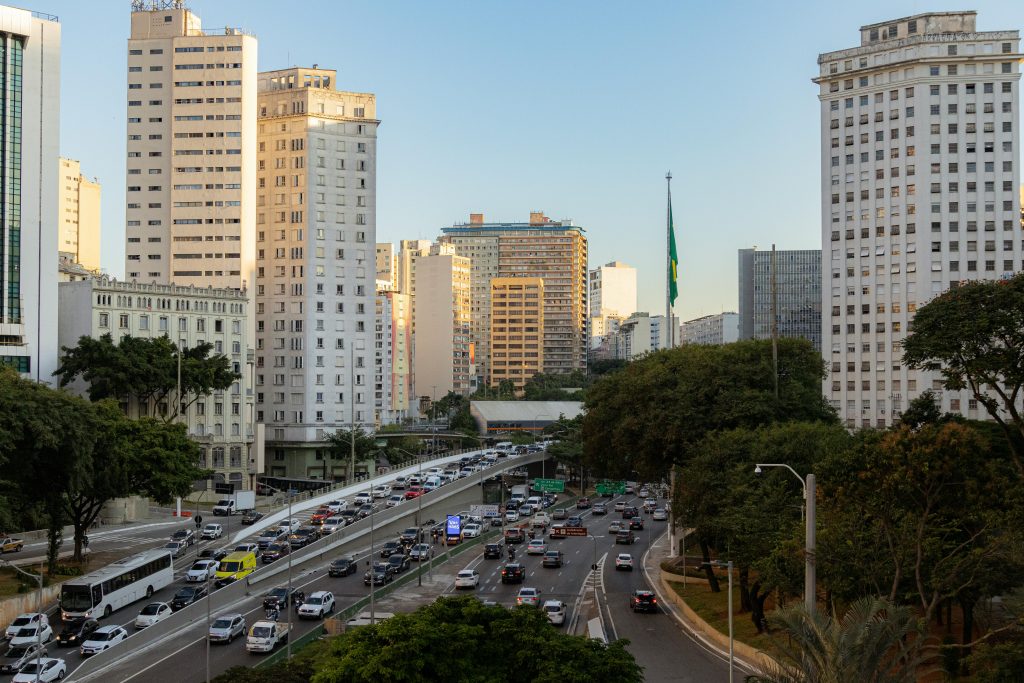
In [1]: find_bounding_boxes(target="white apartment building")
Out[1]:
[612,312,670,360]
[0,6,59,382]
[58,276,262,489]
[57,157,101,272]
[413,245,472,398]
[589,261,637,319]
[681,312,739,346]
[375,285,411,424]
[124,4,257,292]
[817,12,1021,427]
[254,66,378,481]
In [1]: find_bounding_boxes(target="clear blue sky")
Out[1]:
[51,0,1023,320]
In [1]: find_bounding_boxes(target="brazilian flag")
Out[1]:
[669,204,679,307]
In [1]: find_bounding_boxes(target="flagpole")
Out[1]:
[666,172,673,349]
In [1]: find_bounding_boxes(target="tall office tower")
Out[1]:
[254,66,378,480]
[0,7,59,381]
[737,248,822,352]
[681,312,740,346]
[57,158,101,272]
[817,12,1021,428]
[125,2,257,290]
[440,211,588,381]
[375,284,411,424]
[589,261,637,318]
[489,277,544,390]
[375,242,397,291]
[413,245,472,398]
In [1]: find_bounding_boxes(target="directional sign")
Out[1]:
[596,481,626,495]
[551,526,587,538]
[471,504,500,518]
[533,478,565,493]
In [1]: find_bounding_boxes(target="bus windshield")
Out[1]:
[60,585,93,612]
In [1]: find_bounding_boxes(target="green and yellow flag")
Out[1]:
[669,201,679,307]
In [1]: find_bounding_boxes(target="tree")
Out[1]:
[322,427,382,482]
[902,274,1024,472]
[54,333,238,422]
[747,598,936,683]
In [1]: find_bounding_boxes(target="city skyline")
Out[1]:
[52,0,1024,321]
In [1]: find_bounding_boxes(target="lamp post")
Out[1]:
[205,569,212,683]
[260,482,294,658]
[2,561,43,683]
[702,560,734,683]
[755,463,816,612]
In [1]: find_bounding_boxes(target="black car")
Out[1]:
[387,553,411,574]
[199,547,232,561]
[262,542,291,563]
[171,585,207,610]
[483,542,503,559]
[629,518,645,531]
[57,618,99,646]
[357,503,375,519]
[631,590,659,613]
[241,510,264,525]
[380,541,404,558]
[364,562,396,586]
[328,557,357,577]
[399,527,421,545]
[622,506,639,520]
[263,586,303,609]
[288,528,318,549]
[566,516,583,528]
[500,563,525,584]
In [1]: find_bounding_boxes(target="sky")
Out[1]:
[50,0,1024,321]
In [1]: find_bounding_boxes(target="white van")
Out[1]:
[423,476,442,491]
[494,441,513,453]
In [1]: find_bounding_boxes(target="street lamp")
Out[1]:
[702,560,734,683]
[259,482,295,658]
[754,463,816,613]
[2,560,43,683]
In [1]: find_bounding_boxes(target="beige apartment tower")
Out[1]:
[376,242,397,291]
[124,3,257,291]
[413,246,472,398]
[489,277,544,390]
[57,157,101,272]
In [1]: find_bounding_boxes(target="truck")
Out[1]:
[245,620,290,653]
[509,485,529,505]
[0,536,24,553]
[212,490,256,516]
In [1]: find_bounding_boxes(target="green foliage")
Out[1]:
[520,370,587,401]
[967,638,1024,683]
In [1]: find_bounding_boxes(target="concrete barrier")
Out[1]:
[0,584,61,629]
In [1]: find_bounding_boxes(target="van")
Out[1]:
[510,485,529,504]
[526,496,543,508]
[216,551,257,582]
[494,441,513,453]
[423,476,442,491]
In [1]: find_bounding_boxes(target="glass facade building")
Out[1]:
[738,248,822,353]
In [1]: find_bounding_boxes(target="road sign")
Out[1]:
[596,481,626,495]
[551,526,587,538]
[533,479,565,493]
[471,504,500,518]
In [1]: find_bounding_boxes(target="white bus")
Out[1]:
[60,549,174,621]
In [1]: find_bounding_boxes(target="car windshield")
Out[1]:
[307,596,323,605]
[219,561,240,572]
[18,663,45,674]
[332,560,350,567]
[15,627,36,637]
[140,604,163,615]
[5,647,28,658]
[545,604,561,613]
[212,619,233,629]
[10,616,30,627]
[251,626,272,638]
[93,630,116,641]
[165,542,180,549]
[268,589,286,599]
[175,588,197,599]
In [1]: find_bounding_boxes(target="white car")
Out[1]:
[372,485,392,499]
[325,500,348,513]
[386,494,404,508]
[516,587,542,606]
[186,560,218,582]
[392,476,408,489]
[208,613,246,643]
[353,492,373,505]
[322,517,346,534]
[234,542,260,555]
[5,613,47,640]
[653,508,668,521]
[615,553,634,571]
[426,467,443,477]
[282,518,302,531]
[134,601,172,629]
[200,523,223,540]
[614,501,627,513]
[454,569,479,589]
[504,509,520,523]
[11,658,66,683]
[526,539,546,555]
[461,523,482,539]
[543,600,566,626]
[297,591,335,619]
[79,625,127,656]
[8,622,52,648]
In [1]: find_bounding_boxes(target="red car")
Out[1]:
[404,486,424,500]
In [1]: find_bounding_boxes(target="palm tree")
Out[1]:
[746,597,937,683]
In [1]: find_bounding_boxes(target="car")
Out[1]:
[357,504,375,519]
[338,509,360,525]
[298,591,336,619]
[171,584,207,611]
[504,509,520,523]
[79,625,127,656]
[261,542,291,563]
[454,569,480,589]
[551,508,567,520]
[566,516,583,528]
[639,487,651,498]
[325,500,348,513]
[163,540,188,558]
[504,528,525,544]
[364,563,396,586]
[501,563,525,584]
[6,613,47,640]
[615,530,636,545]
[483,542,504,559]
[386,494,405,508]
[624,484,635,494]
[526,539,546,555]
[614,501,627,513]
[257,528,284,549]
[543,600,566,626]
[615,553,634,571]
[200,546,233,562]
[241,510,264,525]
[134,601,172,629]
[643,498,658,513]
[321,516,346,534]
[186,559,218,582]
[288,529,317,549]
[622,506,639,520]
[576,497,591,509]
[461,523,482,539]
[200,523,223,540]
[171,528,196,546]
[208,613,246,644]
[380,541,404,558]
[281,518,303,532]
[263,586,303,609]
[11,657,66,682]
[353,492,373,505]
[517,504,535,517]
[542,550,563,568]
[653,508,668,521]
[409,543,432,561]
[387,553,411,574]
[328,557,357,577]
[399,527,422,545]
[531,513,550,529]
[629,518,645,531]
[56,618,98,647]
[392,476,408,490]
[0,643,47,675]
[608,521,624,534]
[631,590,659,613]
[234,542,261,555]
[404,486,424,500]
[592,503,608,516]
[9,621,52,648]
[516,587,542,606]
[309,508,332,525]
[372,485,392,499]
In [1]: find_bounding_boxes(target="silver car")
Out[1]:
[207,613,246,644]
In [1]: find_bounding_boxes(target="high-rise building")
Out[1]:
[375,242,397,291]
[413,245,472,398]
[0,7,59,381]
[681,312,739,346]
[397,239,431,298]
[738,248,822,352]
[489,277,544,390]
[440,211,588,381]
[124,3,257,291]
[611,312,670,360]
[817,12,1021,427]
[589,261,637,319]
[254,66,378,480]
[375,285,411,425]
[57,158,101,272]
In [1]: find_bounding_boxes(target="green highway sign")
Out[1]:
[533,478,565,493]
[596,481,626,495]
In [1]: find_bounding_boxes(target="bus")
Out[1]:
[59,549,174,622]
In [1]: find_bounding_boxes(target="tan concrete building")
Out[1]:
[412,245,472,398]
[489,277,544,390]
[57,157,101,272]
[254,66,379,481]
[376,242,397,291]
[124,4,257,292]
[375,284,412,424]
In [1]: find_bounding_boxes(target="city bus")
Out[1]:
[60,549,174,621]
